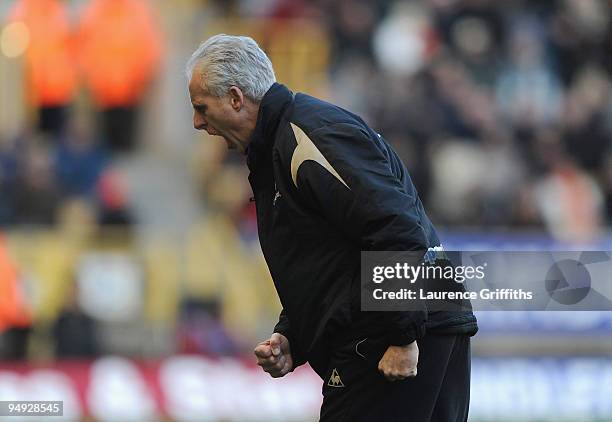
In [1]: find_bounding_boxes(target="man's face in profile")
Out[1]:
[188,70,246,153]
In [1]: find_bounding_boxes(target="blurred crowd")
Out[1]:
[3,0,611,235]
[202,0,612,241]
[0,0,162,228]
[312,0,612,242]
[2,0,612,360]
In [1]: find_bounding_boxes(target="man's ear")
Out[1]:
[228,86,245,111]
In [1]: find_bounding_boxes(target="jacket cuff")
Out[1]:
[386,322,426,346]
[273,328,307,369]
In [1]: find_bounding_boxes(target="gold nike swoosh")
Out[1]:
[290,123,349,189]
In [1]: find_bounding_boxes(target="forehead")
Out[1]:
[188,70,206,98]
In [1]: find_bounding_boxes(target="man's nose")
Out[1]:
[193,113,207,130]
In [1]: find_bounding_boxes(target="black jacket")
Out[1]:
[247,83,477,377]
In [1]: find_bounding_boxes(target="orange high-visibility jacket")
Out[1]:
[7,0,78,107]
[0,234,31,332]
[77,0,162,108]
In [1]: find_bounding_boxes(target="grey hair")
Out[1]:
[186,34,276,102]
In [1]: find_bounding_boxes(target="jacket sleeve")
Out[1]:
[290,122,429,345]
[273,308,307,369]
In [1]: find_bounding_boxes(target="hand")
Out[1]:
[253,333,293,378]
[378,341,419,381]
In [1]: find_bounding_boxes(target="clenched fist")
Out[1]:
[254,333,293,378]
[378,341,419,381]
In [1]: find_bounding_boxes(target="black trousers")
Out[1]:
[319,334,471,422]
[38,105,69,137]
[100,105,139,152]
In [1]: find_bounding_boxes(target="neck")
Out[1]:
[235,100,261,153]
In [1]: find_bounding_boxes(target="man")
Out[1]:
[77,0,162,151]
[186,34,478,421]
[7,0,78,137]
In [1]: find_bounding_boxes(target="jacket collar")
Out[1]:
[246,83,293,171]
